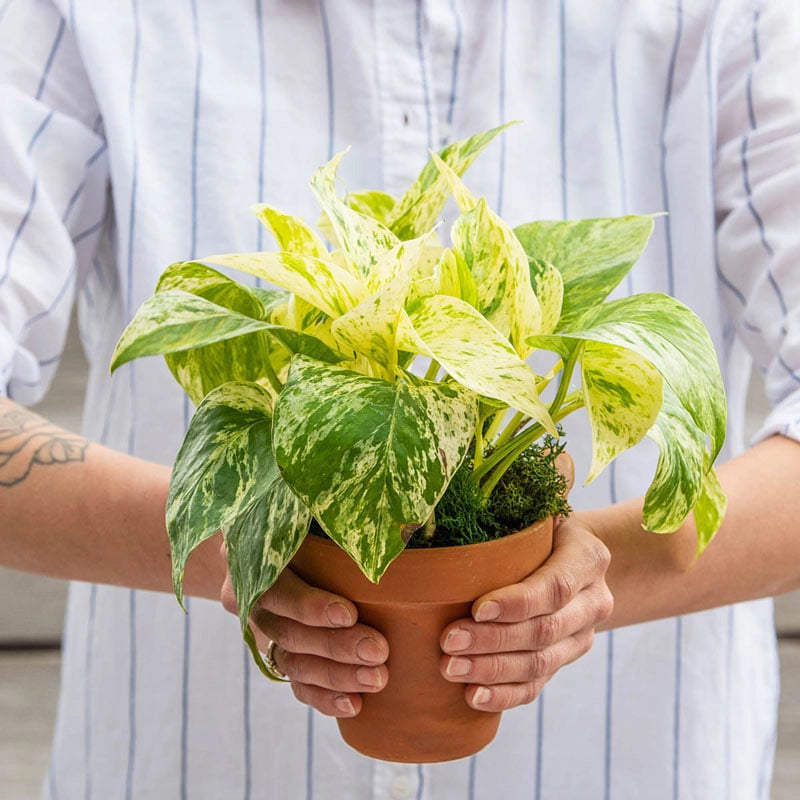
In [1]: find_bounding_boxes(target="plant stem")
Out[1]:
[493,410,527,450]
[548,345,580,417]
[474,392,584,497]
[424,359,440,382]
[262,353,283,396]
[483,410,507,446]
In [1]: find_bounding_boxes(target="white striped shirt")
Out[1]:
[1,1,798,797]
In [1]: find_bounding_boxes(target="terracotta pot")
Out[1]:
[290,516,553,763]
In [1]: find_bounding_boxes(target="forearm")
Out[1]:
[585,434,800,628]
[0,397,225,599]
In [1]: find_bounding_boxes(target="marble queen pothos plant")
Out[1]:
[110,124,727,675]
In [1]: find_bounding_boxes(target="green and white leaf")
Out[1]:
[387,123,515,240]
[580,341,663,483]
[642,383,725,554]
[529,258,564,336]
[166,382,275,607]
[331,272,411,372]
[110,290,275,373]
[202,250,367,318]
[398,294,556,434]
[430,154,543,355]
[513,215,655,328]
[691,456,727,556]
[528,293,726,461]
[223,470,311,633]
[252,204,329,258]
[272,356,478,582]
[309,151,399,277]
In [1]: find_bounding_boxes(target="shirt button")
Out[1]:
[390,774,413,799]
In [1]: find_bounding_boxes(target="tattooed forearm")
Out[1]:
[0,400,89,487]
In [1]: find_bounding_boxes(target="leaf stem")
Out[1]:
[548,345,580,417]
[493,410,527,450]
[483,409,508,446]
[424,359,441,382]
[262,352,284,396]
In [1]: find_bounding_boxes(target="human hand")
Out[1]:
[439,453,613,711]
[220,565,389,718]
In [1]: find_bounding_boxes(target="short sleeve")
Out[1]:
[714,0,800,444]
[0,0,110,404]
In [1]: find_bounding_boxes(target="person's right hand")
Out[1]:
[220,565,389,718]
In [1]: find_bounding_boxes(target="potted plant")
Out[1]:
[110,124,727,762]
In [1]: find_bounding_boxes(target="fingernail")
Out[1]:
[325,602,353,627]
[356,636,384,664]
[443,628,473,653]
[475,600,501,621]
[472,687,492,706]
[334,695,356,716]
[356,666,384,689]
[446,656,472,677]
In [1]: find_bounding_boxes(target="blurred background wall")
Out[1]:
[1,317,799,798]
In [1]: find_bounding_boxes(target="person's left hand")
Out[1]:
[439,460,613,711]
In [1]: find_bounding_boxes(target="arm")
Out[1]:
[593,433,800,628]
[0,396,225,598]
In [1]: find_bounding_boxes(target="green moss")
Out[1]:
[407,434,571,549]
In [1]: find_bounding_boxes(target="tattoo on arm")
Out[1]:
[0,402,89,487]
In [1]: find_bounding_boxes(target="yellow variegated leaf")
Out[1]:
[581,341,663,483]
[398,295,556,434]
[345,190,397,224]
[368,233,437,293]
[251,205,329,258]
[692,457,727,556]
[202,251,367,318]
[331,272,411,372]
[388,123,516,240]
[309,151,399,277]
[530,258,564,336]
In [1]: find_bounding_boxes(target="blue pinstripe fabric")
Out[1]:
[27,109,54,153]
[659,0,682,298]
[2,181,38,288]
[534,691,545,800]
[35,17,65,100]
[319,0,334,162]
[672,616,683,800]
[467,754,476,799]
[495,0,507,216]
[126,589,137,800]
[445,0,461,129]
[84,584,97,800]
[558,0,567,220]
[306,707,314,800]
[415,0,433,150]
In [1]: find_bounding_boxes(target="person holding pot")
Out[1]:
[1,1,799,798]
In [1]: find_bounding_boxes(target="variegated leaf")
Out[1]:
[431,155,543,356]
[642,384,726,550]
[692,456,727,556]
[528,293,726,462]
[513,215,655,328]
[331,272,411,372]
[387,123,515,240]
[272,356,478,582]
[202,251,367,318]
[222,467,311,633]
[367,234,437,293]
[110,290,275,374]
[346,190,397,224]
[581,341,663,483]
[398,295,556,434]
[251,204,329,258]
[529,258,564,336]
[166,382,275,607]
[309,151,399,277]
[150,263,282,404]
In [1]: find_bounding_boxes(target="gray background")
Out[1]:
[1,320,798,798]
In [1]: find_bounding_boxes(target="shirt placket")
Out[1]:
[373,0,440,196]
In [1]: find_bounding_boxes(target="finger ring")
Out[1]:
[261,640,289,682]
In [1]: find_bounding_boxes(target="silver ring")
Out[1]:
[262,640,289,682]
